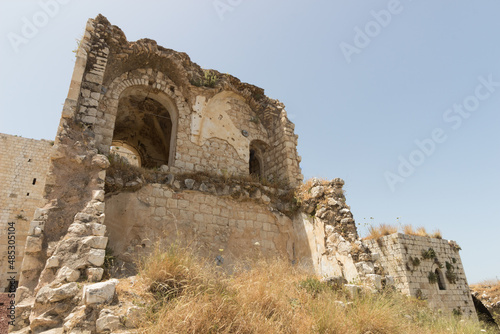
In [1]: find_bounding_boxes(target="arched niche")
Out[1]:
[110,141,142,167]
[435,268,446,291]
[249,140,268,180]
[112,86,178,168]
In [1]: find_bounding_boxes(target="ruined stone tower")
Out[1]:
[0,14,477,333]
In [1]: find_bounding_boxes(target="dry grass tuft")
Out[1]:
[296,178,330,202]
[364,224,398,240]
[431,229,443,239]
[131,246,493,334]
[415,226,428,237]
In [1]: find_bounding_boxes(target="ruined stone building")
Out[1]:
[0,15,477,333]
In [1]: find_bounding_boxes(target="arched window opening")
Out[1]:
[113,87,177,169]
[435,269,446,290]
[110,141,141,167]
[249,140,268,181]
[249,149,261,177]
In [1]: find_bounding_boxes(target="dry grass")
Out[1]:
[131,246,493,334]
[364,224,398,240]
[365,224,444,241]
[296,178,330,202]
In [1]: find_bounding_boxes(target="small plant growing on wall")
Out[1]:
[190,70,218,88]
[445,262,457,284]
[421,248,436,260]
[15,214,27,221]
[410,256,421,267]
[249,115,260,124]
[428,271,438,284]
[452,308,462,317]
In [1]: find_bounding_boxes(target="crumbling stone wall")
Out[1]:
[76,14,303,186]
[0,134,51,292]
[104,183,297,272]
[9,14,303,332]
[365,233,477,318]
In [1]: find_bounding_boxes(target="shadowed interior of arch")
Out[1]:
[113,90,173,168]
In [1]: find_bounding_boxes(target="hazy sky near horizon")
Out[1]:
[0,1,499,283]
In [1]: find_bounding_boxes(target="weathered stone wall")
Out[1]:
[104,184,298,270]
[0,134,51,291]
[365,233,477,318]
[75,15,303,187]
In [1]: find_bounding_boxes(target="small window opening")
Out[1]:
[436,269,446,290]
[26,193,30,196]
[249,149,261,177]
[27,159,31,162]
[32,178,37,185]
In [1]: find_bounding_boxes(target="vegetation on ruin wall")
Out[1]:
[105,153,300,215]
[364,223,443,241]
[117,245,495,334]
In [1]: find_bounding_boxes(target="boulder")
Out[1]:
[57,267,81,282]
[310,186,324,198]
[82,236,108,249]
[36,283,79,304]
[365,274,382,290]
[82,279,118,305]
[96,310,121,333]
[88,249,106,266]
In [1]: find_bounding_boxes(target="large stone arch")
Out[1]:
[95,69,188,168]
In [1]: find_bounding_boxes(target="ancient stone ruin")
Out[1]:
[0,14,478,333]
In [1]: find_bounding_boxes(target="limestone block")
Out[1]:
[88,200,105,214]
[67,223,87,236]
[86,268,104,282]
[57,266,81,282]
[82,236,108,249]
[366,274,382,290]
[88,249,106,266]
[96,312,121,333]
[355,261,375,275]
[82,279,118,304]
[89,223,107,236]
[25,236,43,253]
[46,256,60,269]
[36,283,79,304]
[310,186,324,198]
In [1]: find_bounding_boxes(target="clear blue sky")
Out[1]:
[1,0,498,283]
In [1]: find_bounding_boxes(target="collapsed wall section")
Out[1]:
[365,233,477,318]
[0,134,51,292]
